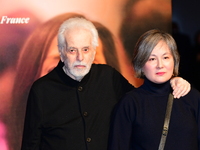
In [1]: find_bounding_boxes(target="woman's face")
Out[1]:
[142,40,174,84]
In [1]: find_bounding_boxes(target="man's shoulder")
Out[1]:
[90,64,131,86]
[91,64,118,73]
[31,69,58,89]
[90,64,123,80]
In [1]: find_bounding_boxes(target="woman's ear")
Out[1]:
[141,68,145,77]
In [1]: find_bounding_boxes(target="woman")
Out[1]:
[108,29,200,150]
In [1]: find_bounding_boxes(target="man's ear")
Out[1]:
[59,50,64,62]
[58,46,65,62]
[57,45,64,62]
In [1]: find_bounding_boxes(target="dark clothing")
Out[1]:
[108,78,200,150]
[21,61,134,150]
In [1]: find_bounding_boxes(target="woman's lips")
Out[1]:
[156,72,165,75]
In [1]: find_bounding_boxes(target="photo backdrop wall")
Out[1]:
[0,0,171,149]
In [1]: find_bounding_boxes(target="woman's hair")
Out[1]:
[132,29,180,78]
[57,17,99,51]
[93,21,120,72]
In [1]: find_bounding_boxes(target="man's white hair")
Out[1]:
[57,17,99,51]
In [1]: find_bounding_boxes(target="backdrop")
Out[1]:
[0,0,171,149]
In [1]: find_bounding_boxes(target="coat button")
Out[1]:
[86,137,91,143]
[83,112,88,117]
[78,86,83,91]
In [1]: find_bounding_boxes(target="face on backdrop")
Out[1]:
[60,28,96,81]
[93,38,106,64]
[142,40,174,84]
[40,36,61,77]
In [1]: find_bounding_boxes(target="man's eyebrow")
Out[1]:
[67,46,90,49]
[68,46,76,49]
[83,46,90,48]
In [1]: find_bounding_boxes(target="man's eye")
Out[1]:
[83,48,89,52]
[69,49,76,53]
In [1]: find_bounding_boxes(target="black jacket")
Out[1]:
[21,61,134,150]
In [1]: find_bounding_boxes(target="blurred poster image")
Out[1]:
[0,0,171,149]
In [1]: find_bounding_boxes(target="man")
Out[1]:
[21,17,190,150]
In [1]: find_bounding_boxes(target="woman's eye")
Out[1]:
[149,58,155,61]
[164,56,169,59]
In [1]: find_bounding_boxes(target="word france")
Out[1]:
[0,16,30,24]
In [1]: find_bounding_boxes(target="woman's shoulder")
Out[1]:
[185,87,200,98]
[179,87,200,106]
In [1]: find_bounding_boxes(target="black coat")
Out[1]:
[21,61,134,150]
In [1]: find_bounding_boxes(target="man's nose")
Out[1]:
[77,51,84,61]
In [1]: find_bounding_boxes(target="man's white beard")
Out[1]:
[63,62,92,81]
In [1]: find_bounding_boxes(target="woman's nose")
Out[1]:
[157,59,163,69]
